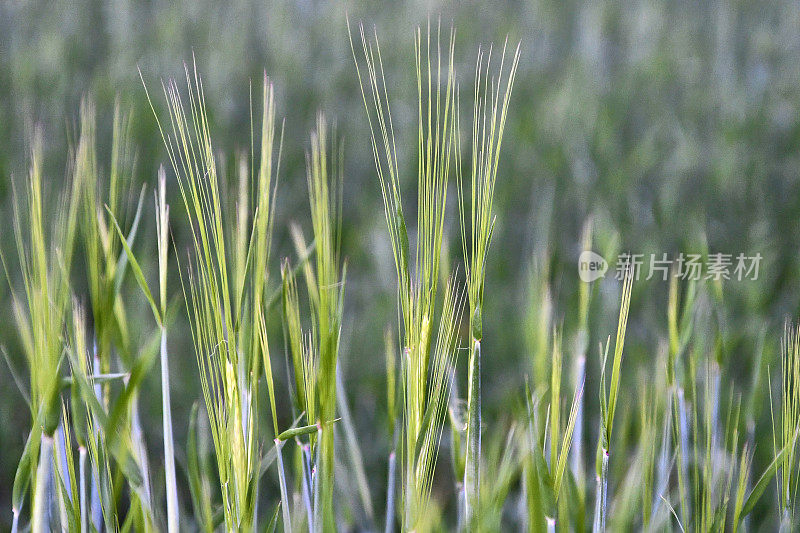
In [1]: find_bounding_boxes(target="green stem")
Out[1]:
[274,439,292,533]
[161,326,179,532]
[385,451,396,533]
[313,433,322,532]
[592,448,609,533]
[32,435,54,533]
[571,353,586,495]
[301,446,313,530]
[464,337,482,523]
[79,447,87,533]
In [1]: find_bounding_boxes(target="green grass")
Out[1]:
[3,17,800,533]
[143,64,282,530]
[773,321,800,527]
[279,114,346,531]
[8,128,78,532]
[455,37,520,527]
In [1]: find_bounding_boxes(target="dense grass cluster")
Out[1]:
[4,18,800,532]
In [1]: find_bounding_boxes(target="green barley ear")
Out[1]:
[521,327,584,530]
[525,384,557,525]
[411,277,465,522]
[275,115,348,533]
[665,274,696,526]
[734,343,799,525]
[304,114,346,531]
[79,98,161,527]
[455,38,520,524]
[81,100,144,412]
[351,19,461,529]
[281,260,308,415]
[776,320,800,521]
[603,267,634,445]
[593,268,633,532]
[145,61,281,530]
[525,256,553,396]
[456,37,522,317]
[9,124,82,531]
[15,127,81,434]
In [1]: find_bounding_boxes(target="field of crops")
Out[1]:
[2,1,800,530]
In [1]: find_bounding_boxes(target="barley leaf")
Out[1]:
[740,434,795,518]
[105,206,160,325]
[12,428,37,514]
[277,424,319,441]
[112,186,147,299]
[554,379,584,497]
[54,455,79,532]
[266,502,281,533]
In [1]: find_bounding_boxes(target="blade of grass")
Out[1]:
[155,168,179,533]
[740,433,797,518]
[336,367,375,524]
[274,439,292,532]
[12,428,37,531]
[554,378,584,499]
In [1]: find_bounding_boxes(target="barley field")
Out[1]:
[2,0,800,531]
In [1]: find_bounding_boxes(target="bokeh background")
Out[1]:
[2,0,800,527]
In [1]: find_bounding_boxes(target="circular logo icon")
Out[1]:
[578,250,608,282]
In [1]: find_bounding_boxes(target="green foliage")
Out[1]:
[351,20,466,530]
[143,64,282,530]
[3,10,800,532]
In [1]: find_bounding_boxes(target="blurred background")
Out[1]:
[2,0,800,527]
